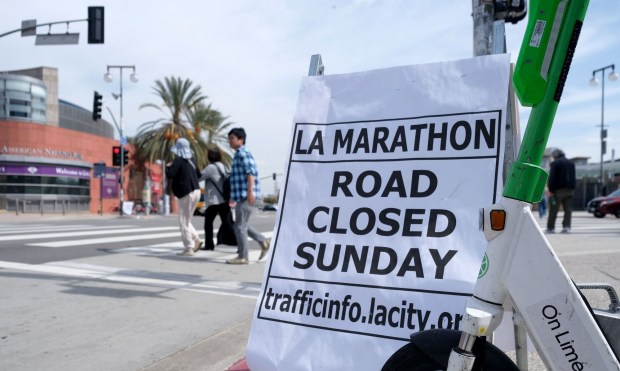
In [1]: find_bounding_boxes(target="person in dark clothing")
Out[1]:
[546,149,576,233]
[198,147,236,250]
[166,138,203,255]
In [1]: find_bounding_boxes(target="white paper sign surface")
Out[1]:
[247,54,510,370]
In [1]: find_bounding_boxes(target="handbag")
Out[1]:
[216,208,238,246]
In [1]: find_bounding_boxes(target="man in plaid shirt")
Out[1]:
[226,127,271,264]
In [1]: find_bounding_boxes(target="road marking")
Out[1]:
[27,230,273,248]
[0,260,260,299]
[27,230,201,247]
[557,248,620,257]
[0,225,132,235]
[2,226,179,242]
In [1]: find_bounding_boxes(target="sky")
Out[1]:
[2,0,620,193]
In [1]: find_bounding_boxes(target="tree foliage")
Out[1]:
[134,76,233,169]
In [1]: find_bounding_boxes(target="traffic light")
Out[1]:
[112,146,129,166]
[93,91,103,120]
[87,6,105,44]
[112,146,121,166]
[123,148,129,165]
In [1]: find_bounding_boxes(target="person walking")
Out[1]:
[546,149,576,233]
[226,127,270,264]
[199,147,236,250]
[537,187,548,219]
[166,138,203,255]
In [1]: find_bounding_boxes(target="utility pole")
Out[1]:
[472,0,496,56]
[104,65,138,215]
[472,1,527,56]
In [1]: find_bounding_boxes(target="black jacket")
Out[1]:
[548,154,576,192]
[166,157,201,199]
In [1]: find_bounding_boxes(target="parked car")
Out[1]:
[587,189,620,218]
[262,204,277,212]
[194,189,205,216]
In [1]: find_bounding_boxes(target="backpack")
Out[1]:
[209,163,231,202]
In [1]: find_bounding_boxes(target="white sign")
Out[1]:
[122,201,134,216]
[247,55,511,370]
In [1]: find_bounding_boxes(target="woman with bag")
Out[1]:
[199,147,237,250]
[165,138,203,256]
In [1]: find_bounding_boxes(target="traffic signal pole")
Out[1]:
[0,6,104,44]
[119,68,125,216]
[104,65,138,216]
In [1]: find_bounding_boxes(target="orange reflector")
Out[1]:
[490,210,506,231]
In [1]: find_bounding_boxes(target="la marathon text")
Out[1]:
[294,118,496,156]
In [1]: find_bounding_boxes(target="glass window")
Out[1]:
[32,100,46,109]
[5,80,30,92]
[31,84,46,97]
[9,104,28,112]
[32,112,46,122]
[6,90,30,101]
[10,99,30,106]
[4,175,89,186]
[2,184,90,196]
[9,111,28,118]
[5,185,24,194]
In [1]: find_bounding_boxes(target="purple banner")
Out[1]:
[101,167,119,199]
[0,163,91,179]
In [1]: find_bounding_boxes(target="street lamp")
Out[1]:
[590,64,617,195]
[104,64,138,215]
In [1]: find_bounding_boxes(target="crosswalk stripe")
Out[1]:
[0,224,52,229]
[0,260,260,299]
[0,226,179,242]
[27,230,202,247]
[27,230,274,249]
[0,225,132,235]
[557,248,620,257]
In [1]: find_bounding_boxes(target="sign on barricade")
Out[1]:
[248,54,511,370]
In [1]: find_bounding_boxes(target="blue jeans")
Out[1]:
[233,199,266,259]
[538,197,547,218]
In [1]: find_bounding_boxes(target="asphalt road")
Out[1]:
[0,210,278,371]
[0,210,618,370]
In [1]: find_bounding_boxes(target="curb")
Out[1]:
[226,358,249,371]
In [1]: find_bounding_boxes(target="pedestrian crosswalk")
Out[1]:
[0,259,262,299]
[0,222,274,261]
[0,221,275,300]
[534,211,619,237]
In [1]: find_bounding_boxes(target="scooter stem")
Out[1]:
[503,0,588,204]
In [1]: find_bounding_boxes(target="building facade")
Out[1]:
[0,67,128,214]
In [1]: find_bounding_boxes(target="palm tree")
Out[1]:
[134,76,209,168]
[187,103,234,165]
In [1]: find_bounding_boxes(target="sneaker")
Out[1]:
[561,228,570,234]
[545,229,555,234]
[193,239,203,253]
[226,257,249,265]
[259,238,271,260]
[177,249,194,256]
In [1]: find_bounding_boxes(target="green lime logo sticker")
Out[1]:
[478,253,489,278]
